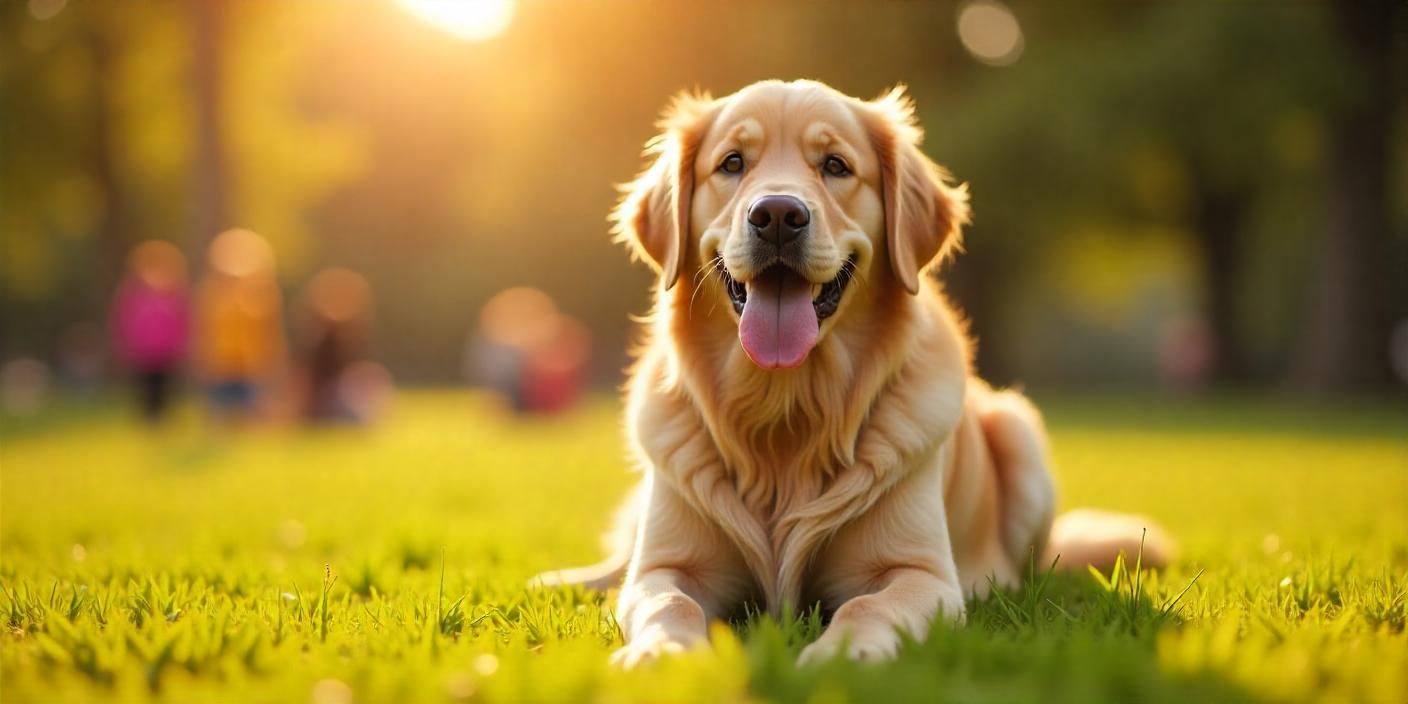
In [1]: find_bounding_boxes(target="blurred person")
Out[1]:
[57,321,107,395]
[468,287,591,414]
[290,267,390,423]
[468,287,553,411]
[466,330,526,409]
[1157,314,1213,392]
[521,314,591,413]
[194,228,286,421]
[0,358,51,416]
[109,240,189,420]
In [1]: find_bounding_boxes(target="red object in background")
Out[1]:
[519,315,591,413]
[1157,315,1213,391]
[472,287,592,414]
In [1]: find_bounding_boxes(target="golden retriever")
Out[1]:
[537,80,1172,667]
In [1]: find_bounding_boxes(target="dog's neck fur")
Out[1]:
[662,273,920,525]
[628,270,970,611]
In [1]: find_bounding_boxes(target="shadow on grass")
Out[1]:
[732,560,1253,704]
[741,621,1254,704]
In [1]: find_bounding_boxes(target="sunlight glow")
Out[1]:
[397,0,515,42]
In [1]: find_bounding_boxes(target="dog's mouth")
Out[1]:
[716,255,857,369]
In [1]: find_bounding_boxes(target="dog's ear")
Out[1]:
[611,92,717,290]
[864,86,970,295]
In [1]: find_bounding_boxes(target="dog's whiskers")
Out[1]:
[842,258,866,290]
[694,254,723,286]
[687,255,726,319]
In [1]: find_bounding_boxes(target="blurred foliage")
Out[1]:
[0,0,1403,388]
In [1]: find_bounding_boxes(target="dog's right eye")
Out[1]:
[718,152,745,174]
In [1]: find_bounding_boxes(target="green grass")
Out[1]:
[1,391,1405,703]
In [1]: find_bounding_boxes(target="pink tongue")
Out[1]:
[738,267,818,369]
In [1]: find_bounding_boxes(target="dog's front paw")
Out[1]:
[609,629,694,669]
[797,626,902,666]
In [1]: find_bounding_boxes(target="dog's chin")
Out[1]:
[717,255,856,370]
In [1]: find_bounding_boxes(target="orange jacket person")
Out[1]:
[193,229,285,417]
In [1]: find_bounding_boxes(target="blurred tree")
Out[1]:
[86,9,129,292]
[1290,0,1400,393]
[190,0,228,257]
[1,2,131,349]
[1,0,363,359]
[222,2,365,274]
[932,1,1362,388]
[2,0,1400,393]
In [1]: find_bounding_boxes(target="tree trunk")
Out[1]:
[1192,182,1253,385]
[1290,0,1396,393]
[88,23,127,300]
[190,0,228,261]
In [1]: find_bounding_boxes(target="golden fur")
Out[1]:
[536,80,1171,667]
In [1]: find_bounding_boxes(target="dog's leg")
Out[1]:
[797,567,964,665]
[611,475,752,669]
[800,464,965,665]
[978,389,1056,572]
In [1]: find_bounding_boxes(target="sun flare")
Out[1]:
[397,0,515,42]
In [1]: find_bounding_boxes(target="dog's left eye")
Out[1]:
[822,155,852,177]
[718,152,745,174]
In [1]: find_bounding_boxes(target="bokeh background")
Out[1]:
[2,0,1405,405]
[3,3,1407,702]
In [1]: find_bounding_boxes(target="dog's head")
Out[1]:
[614,80,969,370]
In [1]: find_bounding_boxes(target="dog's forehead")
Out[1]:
[708,83,868,151]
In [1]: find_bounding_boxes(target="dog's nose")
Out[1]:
[747,195,810,246]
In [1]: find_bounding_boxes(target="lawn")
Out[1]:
[1,391,1405,703]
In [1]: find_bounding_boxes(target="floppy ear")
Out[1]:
[865,86,971,295]
[611,92,717,290]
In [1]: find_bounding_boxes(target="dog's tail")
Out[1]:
[529,549,632,592]
[528,483,642,591]
[980,387,1176,573]
[1043,508,1177,572]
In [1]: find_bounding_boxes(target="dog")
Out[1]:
[536,80,1173,667]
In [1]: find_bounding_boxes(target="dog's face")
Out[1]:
[692,83,882,370]
[615,80,969,370]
